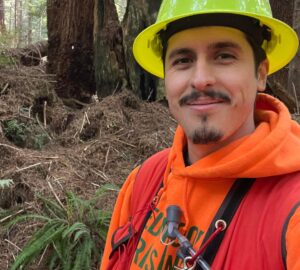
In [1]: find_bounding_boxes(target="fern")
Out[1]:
[11,222,66,270]
[4,184,118,270]
[0,179,14,189]
[3,120,28,147]
[37,194,67,219]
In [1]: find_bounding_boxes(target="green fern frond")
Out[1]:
[62,222,89,240]
[57,238,74,270]
[48,251,59,270]
[4,214,52,230]
[37,194,67,219]
[5,185,113,270]
[64,192,83,223]
[73,236,93,270]
[51,240,64,263]
[98,211,112,240]
[0,179,14,189]
[101,183,120,192]
[88,183,119,205]
[73,227,90,242]
[10,222,66,270]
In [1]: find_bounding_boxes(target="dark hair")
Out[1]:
[245,35,267,72]
[159,13,270,72]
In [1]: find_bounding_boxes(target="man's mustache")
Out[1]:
[179,90,231,106]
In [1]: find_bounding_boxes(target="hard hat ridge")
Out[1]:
[158,13,270,70]
[159,13,271,48]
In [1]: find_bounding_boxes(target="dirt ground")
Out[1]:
[0,64,176,269]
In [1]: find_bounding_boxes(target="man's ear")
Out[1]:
[257,59,269,92]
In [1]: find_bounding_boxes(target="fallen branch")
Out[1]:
[0,209,26,224]
[112,138,136,148]
[103,145,111,172]
[4,40,48,66]
[46,177,65,210]
[1,83,9,94]
[43,101,47,127]
[35,113,53,141]
[5,239,22,252]
[16,162,43,172]
[0,143,23,152]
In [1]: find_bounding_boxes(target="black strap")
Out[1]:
[196,178,255,268]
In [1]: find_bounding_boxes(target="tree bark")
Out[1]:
[0,0,5,33]
[269,0,295,101]
[94,0,125,98]
[18,0,23,46]
[121,0,162,101]
[94,0,162,100]
[288,0,300,112]
[47,0,95,103]
[14,0,20,47]
[27,0,33,45]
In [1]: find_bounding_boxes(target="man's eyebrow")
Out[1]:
[167,48,193,61]
[208,41,242,51]
[167,41,242,60]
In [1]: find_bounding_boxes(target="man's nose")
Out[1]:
[190,60,216,90]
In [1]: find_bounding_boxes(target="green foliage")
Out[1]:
[0,179,14,189]
[0,53,16,66]
[4,184,118,270]
[4,0,47,47]
[3,120,28,147]
[27,0,47,18]
[3,119,49,149]
[0,32,17,50]
[33,133,48,150]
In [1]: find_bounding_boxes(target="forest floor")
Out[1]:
[0,64,176,270]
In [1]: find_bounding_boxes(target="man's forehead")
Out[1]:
[168,26,246,44]
[166,26,247,54]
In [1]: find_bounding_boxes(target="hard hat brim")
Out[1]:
[133,11,299,78]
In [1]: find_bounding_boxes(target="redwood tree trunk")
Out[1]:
[47,0,95,103]
[14,0,20,47]
[27,0,32,45]
[121,0,162,100]
[94,0,125,98]
[268,0,295,106]
[0,0,5,33]
[94,0,162,100]
[288,0,300,110]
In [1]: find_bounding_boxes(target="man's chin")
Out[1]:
[189,128,223,145]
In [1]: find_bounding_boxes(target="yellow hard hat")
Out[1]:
[133,0,299,78]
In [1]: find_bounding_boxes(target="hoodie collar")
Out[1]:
[168,94,300,179]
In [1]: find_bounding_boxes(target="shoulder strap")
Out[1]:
[130,148,170,228]
[107,148,170,270]
[197,178,255,267]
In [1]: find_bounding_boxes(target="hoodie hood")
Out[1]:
[166,93,300,179]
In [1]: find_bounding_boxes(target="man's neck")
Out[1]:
[187,141,229,163]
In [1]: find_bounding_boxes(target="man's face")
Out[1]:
[164,26,268,148]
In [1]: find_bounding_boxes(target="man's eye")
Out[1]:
[216,53,236,60]
[173,57,192,65]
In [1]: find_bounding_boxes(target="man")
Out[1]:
[101,0,300,269]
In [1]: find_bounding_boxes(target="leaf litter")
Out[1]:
[0,64,176,269]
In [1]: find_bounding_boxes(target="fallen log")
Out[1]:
[3,40,48,66]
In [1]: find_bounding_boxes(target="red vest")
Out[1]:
[213,172,300,270]
[106,149,300,269]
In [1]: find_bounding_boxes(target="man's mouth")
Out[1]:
[179,89,231,107]
[188,97,225,106]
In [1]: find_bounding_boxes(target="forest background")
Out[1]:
[0,1,299,270]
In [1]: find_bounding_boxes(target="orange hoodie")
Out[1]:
[100,94,300,270]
